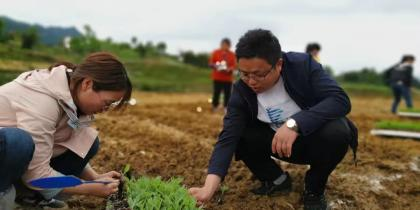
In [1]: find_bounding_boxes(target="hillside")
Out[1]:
[0,15,82,45]
[0,42,212,92]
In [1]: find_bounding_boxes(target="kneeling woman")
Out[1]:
[0,52,132,207]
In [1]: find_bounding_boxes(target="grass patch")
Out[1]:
[0,70,20,85]
[126,58,211,92]
[375,121,420,132]
[399,108,420,113]
[125,176,200,210]
[340,83,391,96]
[0,59,51,72]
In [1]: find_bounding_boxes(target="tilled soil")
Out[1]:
[49,92,420,209]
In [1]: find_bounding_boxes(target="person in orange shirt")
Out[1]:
[209,38,236,112]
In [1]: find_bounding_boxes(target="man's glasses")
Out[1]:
[239,66,275,82]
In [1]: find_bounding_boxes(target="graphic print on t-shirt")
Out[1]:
[266,107,284,128]
[257,76,301,131]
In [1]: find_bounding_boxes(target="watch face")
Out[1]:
[287,119,295,127]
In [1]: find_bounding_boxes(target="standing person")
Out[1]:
[209,38,237,112]
[384,55,415,113]
[0,52,132,209]
[189,29,357,210]
[306,42,321,63]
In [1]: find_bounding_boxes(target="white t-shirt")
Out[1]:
[257,77,301,131]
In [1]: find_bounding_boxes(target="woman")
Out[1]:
[0,52,132,209]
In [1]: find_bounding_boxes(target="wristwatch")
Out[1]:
[286,118,299,132]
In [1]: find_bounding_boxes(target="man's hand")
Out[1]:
[189,186,214,205]
[188,174,221,205]
[272,124,298,158]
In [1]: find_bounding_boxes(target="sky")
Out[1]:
[1,0,419,76]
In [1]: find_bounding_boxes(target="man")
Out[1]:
[189,29,357,210]
[306,42,321,63]
[209,38,236,112]
[384,55,415,113]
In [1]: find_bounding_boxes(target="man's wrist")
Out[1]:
[204,174,221,193]
[285,118,299,133]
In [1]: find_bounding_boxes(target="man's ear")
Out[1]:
[80,78,93,91]
[275,59,283,71]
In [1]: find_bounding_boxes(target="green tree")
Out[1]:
[134,41,162,57]
[135,42,147,57]
[180,51,209,68]
[156,41,167,55]
[21,27,39,49]
[0,19,5,42]
[83,24,95,38]
[131,36,137,47]
[145,41,157,56]
[336,67,383,84]
[70,24,100,54]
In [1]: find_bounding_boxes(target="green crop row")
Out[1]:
[375,120,420,132]
[125,176,200,210]
[399,108,420,113]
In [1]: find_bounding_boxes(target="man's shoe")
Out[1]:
[303,191,329,210]
[251,172,292,196]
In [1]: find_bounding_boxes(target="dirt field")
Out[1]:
[60,92,420,210]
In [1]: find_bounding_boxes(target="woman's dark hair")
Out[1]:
[235,29,281,67]
[401,54,415,63]
[306,43,321,53]
[49,52,132,110]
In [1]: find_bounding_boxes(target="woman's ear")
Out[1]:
[80,78,94,92]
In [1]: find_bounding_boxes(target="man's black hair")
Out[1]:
[306,43,321,53]
[221,38,231,46]
[401,54,415,63]
[235,29,281,67]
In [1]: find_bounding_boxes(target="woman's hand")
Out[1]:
[62,176,120,197]
[95,171,121,180]
[87,177,120,197]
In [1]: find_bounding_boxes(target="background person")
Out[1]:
[384,55,415,113]
[209,38,237,112]
[305,42,321,63]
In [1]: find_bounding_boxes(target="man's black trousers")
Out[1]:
[236,118,353,194]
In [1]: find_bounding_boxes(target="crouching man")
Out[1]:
[189,29,357,210]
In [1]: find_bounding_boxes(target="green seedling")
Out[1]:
[216,185,229,205]
[125,176,200,210]
[118,164,132,199]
